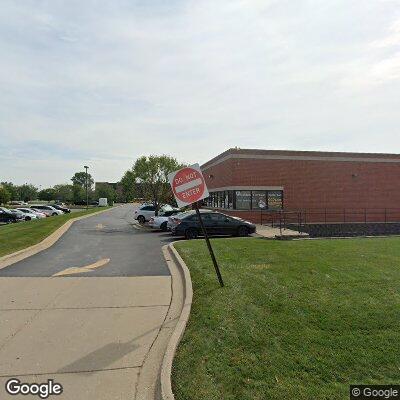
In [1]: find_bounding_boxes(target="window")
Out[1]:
[252,191,267,209]
[142,205,155,211]
[213,192,217,207]
[212,213,232,222]
[235,190,251,210]
[227,191,233,209]
[267,191,283,210]
[161,210,175,217]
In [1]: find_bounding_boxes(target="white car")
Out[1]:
[17,208,47,219]
[134,204,174,224]
[167,211,193,231]
[9,209,38,221]
[30,205,63,216]
[148,209,180,231]
[9,200,28,206]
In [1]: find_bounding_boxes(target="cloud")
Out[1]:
[1,0,400,186]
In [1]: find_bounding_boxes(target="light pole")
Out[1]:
[84,165,89,210]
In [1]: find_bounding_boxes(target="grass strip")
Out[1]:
[173,237,400,400]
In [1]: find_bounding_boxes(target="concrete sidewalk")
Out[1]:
[0,276,173,399]
[256,224,309,239]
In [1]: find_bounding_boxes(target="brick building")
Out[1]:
[201,148,400,224]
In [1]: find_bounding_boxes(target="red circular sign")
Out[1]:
[172,167,206,205]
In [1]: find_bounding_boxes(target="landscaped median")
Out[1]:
[0,207,111,258]
[172,237,400,400]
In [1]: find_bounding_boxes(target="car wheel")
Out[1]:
[160,222,168,231]
[137,215,145,224]
[25,216,31,221]
[52,212,58,216]
[237,226,249,237]
[185,228,198,240]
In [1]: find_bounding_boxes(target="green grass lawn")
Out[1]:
[0,208,111,257]
[173,237,400,400]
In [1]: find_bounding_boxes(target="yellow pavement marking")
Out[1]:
[52,258,111,277]
[132,224,144,230]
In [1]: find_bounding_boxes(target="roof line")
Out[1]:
[201,148,400,170]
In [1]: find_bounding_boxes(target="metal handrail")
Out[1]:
[260,208,400,226]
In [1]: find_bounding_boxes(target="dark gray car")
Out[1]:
[171,210,256,239]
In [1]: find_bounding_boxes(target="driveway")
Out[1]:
[0,204,176,399]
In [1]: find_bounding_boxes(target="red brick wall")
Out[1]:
[202,157,400,223]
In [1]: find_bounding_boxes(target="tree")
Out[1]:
[95,184,116,203]
[0,186,11,205]
[1,182,18,200]
[72,185,86,203]
[16,184,38,202]
[71,172,94,189]
[38,188,56,201]
[131,155,183,215]
[53,184,74,203]
[120,170,136,202]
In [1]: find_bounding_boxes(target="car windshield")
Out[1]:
[0,207,11,212]
[178,211,198,219]
[160,210,178,217]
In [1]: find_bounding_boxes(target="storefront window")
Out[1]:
[208,190,283,210]
[220,191,225,208]
[235,190,251,210]
[252,191,267,209]
[267,190,283,210]
[227,191,233,209]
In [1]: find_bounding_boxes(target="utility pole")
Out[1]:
[84,165,89,210]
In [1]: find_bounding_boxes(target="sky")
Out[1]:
[1,0,400,187]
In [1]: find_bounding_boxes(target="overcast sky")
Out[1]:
[1,0,400,187]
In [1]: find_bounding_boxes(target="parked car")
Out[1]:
[30,205,63,216]
[0,207,24,224]
[9,200,28,206]
[9,209,38,221]
[134,204,173,224]
[50,204,71,213]
[16,208,47,219]
[170,210,256,239]
[167,210,192,231]
[148,209,180,231]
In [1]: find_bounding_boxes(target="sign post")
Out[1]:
[168,164,224,287]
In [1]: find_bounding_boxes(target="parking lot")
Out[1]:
[0,204,177,399]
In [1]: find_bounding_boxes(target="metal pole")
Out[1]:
[84,165,89,210]
[194,203,224,287]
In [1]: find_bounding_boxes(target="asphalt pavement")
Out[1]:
[0,204,173,277]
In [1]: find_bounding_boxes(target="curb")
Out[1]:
[0,207,116,270]
[160,242,193,400]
